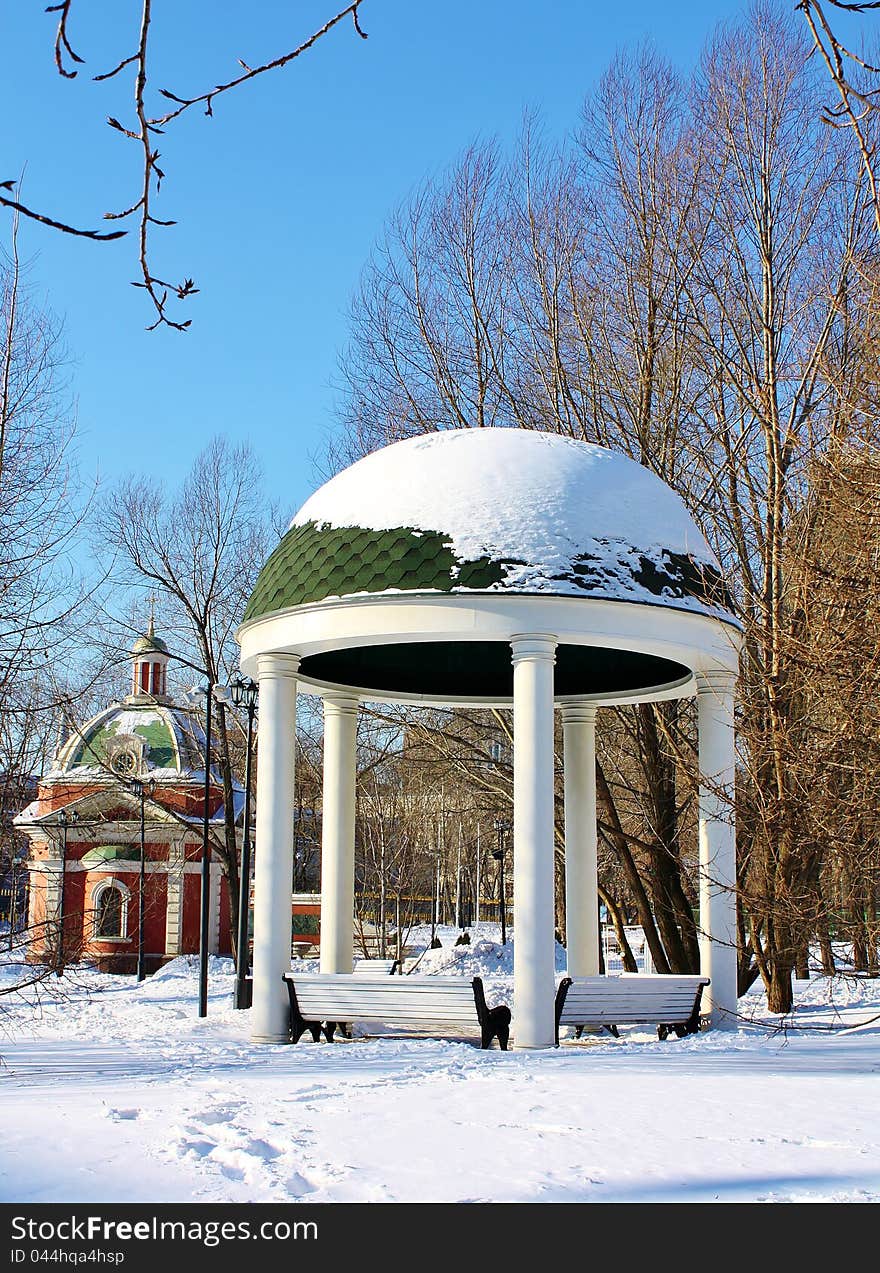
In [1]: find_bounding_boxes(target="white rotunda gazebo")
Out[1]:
[238,429,741,1048]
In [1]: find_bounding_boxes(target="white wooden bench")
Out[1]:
[282,973,511,1049]
[555,974,709,1045]
[354,958,398,975]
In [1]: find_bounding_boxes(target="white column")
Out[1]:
[251,653,300,1044]
[697,669,738,1028]
[208,861,222,954]
[320,693,358,974]
[164,841,185,956]
[511,634,558,1049]
[562,704,600,977]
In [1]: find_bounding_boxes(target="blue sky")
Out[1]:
[1,1,749,521]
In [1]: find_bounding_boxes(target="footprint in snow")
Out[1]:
[178,1137,217,1158]
[284,1171,316,1197]
[106,1108,140,1121]
[191,1104,244,1126]
[244,1138,283,1161]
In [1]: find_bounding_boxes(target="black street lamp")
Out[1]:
[228,672,258,1010]
[8,854,18,952]
[492,817,511,945]
[184,681,215,1019]
[129,776,156,983]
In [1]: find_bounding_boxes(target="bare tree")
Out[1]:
[97,437,278,951]
[334,4,880,1009]
[0,217,98,896]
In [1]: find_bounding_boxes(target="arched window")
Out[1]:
[91,879,130,940]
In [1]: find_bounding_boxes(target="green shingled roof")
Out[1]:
[243,521,512,623]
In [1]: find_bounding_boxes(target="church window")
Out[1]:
[112,749,138,777]
[93,881,129,939]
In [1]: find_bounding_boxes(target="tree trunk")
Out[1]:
[596,760,671,974]
[599,886,638,973]
[818,924,836,976]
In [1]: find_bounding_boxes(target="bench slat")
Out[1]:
[294,998,481,1018]
[560,996,703,1011]
[562,992,705,1003]
[294,999,479,1012]
[286,974,475,988]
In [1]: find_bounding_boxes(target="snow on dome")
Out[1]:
[244,429,735,624]
[50,700,211,781]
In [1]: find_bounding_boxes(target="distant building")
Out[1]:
[14,620,241,973]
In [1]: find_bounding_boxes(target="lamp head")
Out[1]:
[229,672,258,710]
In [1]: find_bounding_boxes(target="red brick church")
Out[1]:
[15,622,240,972]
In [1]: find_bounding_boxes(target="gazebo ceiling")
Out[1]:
[298,640,690,700]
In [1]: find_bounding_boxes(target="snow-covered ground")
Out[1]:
[1,929,878,1204]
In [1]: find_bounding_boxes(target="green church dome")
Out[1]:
[53,701,208,780]
[131,632,170,656]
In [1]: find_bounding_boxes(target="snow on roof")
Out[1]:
[47,700,228,784]
[297,430,698,555]
[279,429,734,621]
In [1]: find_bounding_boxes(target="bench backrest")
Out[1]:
[284,974,480,1024]
[354,958,398,974]
[558,974,709,1024]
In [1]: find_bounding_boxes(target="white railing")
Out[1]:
[602,925,654,974]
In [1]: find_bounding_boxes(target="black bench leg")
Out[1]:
[285,979,323,1045]
[480,1006,511,1050]
[321,1021,337,1043]
[291,1019,323,1044]
[658,1012,701,1041]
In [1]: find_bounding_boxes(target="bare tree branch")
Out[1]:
[3,3,370,328]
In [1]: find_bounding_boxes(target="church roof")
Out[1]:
[130,616,169,656]
[131,632,170,656]
[51,700,214,782]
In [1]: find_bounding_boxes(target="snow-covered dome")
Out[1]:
[245,429,735,625]
[52,700,210,781]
